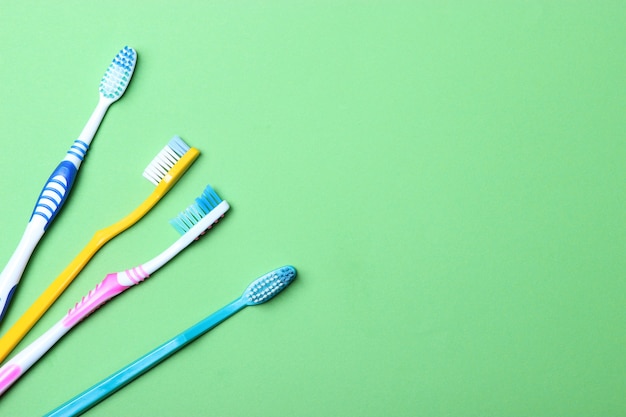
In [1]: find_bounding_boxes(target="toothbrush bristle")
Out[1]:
[244,266,297,305]
[170,185,224,235]
[99,45,137,101]
[142,136,192,185]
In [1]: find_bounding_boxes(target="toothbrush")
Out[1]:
[0,136,199,363]
[0,184,229,396]
[0,46,137,323]
[45,265,296,417]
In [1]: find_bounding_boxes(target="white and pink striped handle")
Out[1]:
[0,266,149,396]
[64,266,149,327]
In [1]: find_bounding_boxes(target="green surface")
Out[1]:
[0,1,624,416]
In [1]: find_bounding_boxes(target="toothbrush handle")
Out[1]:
[0,270,145,396]
[0,97,111,324]
[76,97,110,146]
[0,223,44,322]
[30,159,79,228]
[0,320,70,396]
[45,298,247,416]
[63,268,148,328]
[33,98,111,229]
[0,142,86,323]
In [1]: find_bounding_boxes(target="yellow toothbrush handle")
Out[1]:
[0,148,199,362]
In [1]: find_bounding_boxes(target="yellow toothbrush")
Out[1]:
[0,136,199,362]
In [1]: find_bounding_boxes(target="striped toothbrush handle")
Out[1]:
[0,140,89,323]
[30,140,87,228]
[45,298,247,416]
[0,267,148,396]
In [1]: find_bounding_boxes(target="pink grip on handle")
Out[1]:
[0,364,21,394]
[62,273,127,327]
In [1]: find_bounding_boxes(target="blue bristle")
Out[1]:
[168,136,190,157]
[99,46,137,100]
[170,185,223,235]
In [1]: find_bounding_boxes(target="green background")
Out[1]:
[0,1,624,416]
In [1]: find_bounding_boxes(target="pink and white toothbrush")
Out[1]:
[0,185,229,396]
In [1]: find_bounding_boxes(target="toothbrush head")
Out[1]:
[243,266,297,305]
[169,185,225,235]
[99,45,137,102]
[142,136,195,186]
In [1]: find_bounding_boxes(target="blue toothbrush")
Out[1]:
[45,266,296,417]
[0,46,137,323]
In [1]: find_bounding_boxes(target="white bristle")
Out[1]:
[243,266,297,305]
[142,136,190,185]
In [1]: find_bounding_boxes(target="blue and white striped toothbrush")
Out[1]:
[45,265,296,417]
[0,185,229,396]
[0,46,137,322]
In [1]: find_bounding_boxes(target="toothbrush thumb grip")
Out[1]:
[0,284,17,323]
[62,273,128,328]
[0,364,22,395]
[30,161,78,230]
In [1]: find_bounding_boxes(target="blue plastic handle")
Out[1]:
[30,160,78,230]
[45,298,247,417]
